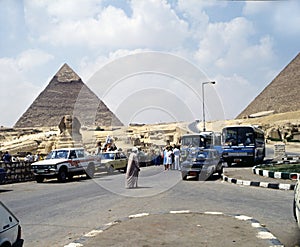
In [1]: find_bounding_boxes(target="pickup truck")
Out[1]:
[31,148,100,183]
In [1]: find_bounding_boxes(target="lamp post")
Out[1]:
[202,81,216,132]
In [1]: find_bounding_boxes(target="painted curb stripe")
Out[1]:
[222,172,295,191]
[65,211,284,247]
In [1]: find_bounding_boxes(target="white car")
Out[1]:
[31,148,100,183]
[0,201,23,247]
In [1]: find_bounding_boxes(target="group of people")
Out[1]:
[95,135,118,155]
[1,151,41,163]
[163,145,180,171]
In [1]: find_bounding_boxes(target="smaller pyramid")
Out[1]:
[14,63,123,128]
[237,52,300,118]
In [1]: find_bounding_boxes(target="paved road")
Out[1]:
[1,166,299,246]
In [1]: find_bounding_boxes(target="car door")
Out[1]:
[0,201,20,246]
[119,152,127,169]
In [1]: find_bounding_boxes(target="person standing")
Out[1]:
[2,151,11,163]
[173,145,180,170]
[163,147,168,170]
[166,147,173,170]
[95,141,102,155]
[125,147,140,189]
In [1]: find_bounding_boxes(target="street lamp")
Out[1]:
[202,81,216,132]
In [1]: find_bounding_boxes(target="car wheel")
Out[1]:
[182,173,187,180]
[107,165,114,174]
[86,163,95,179]
[36,176,44,183]
[58,168,67,182]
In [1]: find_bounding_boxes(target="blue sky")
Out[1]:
[0,0,299,127]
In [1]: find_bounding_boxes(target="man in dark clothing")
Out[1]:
[3,151,12,163]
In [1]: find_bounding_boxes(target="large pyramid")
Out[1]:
[14,63,123,128]
[237,52,300,119]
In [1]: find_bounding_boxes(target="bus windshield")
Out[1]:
[222,127,254,146]
[181,135,206,148]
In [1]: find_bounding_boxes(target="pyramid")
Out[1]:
[237,52,300,119]
[14,63,123,128]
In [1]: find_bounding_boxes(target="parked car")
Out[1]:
[0,201,23,247]
[293,178,300,228]
[99,151,128,174]
[31,148,100,183]
[0,168,6,184]
[181,148,226,181]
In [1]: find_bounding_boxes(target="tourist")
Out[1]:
[166,146,173,170]
[96,141,102,155]
[173,145,180,170]
[125,147,140,189]
[2,151,12,163]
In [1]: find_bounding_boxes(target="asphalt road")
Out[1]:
[1,166,299,247]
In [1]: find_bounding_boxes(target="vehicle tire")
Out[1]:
[0,241,11,247]
[293,199,298,221]
[58,167,67,183]
[35,176,44,183]
[122,166,127,173]
[227,162,232,167]
[86,163,95,179]
[182,173,187,180]
[107,165,114,175]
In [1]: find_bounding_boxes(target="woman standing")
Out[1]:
[125,147,140,189]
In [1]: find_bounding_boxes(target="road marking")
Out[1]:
[129,212,149,218]
[65,210,284,247]
[170,210,190,214]
[84,230,103,237]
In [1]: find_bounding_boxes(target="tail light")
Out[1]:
[290,173,299,180]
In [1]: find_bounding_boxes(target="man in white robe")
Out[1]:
[125,147,140,189]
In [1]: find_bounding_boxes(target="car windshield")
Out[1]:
[101,153,115,160]
[189,150,209,159]
[46,150,69,159]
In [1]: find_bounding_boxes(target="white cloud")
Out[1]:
[243,0,300,37]
[195,17,275,83]
[0,57,40,126]
[214,74,256,119]
[17,49,54,71]
[24,0,190,50]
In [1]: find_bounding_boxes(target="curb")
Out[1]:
[64,210,284,247]
[222,174,295,190]
[253,161,300,180]
[252,166,291,180]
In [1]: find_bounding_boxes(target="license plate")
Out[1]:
[234,159,242,163]
[189,171,198,176]
[229,152,247,156]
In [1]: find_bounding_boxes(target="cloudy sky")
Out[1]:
[0,0,299,127]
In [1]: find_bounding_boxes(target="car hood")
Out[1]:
[31,159,68,166]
